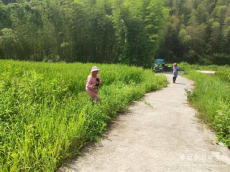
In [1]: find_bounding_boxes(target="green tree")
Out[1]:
[196,3,208,24]
[210,21,221,53]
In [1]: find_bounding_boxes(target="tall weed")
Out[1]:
[0,60,167,171]
[185,71,230,148]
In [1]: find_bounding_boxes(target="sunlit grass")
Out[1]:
[0,60,167,171]
[182,63,230,148]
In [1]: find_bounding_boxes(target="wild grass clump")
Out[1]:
[0,60,167,171]
[176,62,230,147]
[215,71,230,83]
[184,71,230,148]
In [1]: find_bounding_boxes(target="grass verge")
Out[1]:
[182,64,230,148]
[0,60,167,171]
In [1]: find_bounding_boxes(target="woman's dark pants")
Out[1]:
[173,77,176,83]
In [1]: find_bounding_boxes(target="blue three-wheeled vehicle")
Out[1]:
[152,59,173,73]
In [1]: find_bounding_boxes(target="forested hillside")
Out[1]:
[0,0,167,67]
[0,0,230,66]
[160,0,230,65]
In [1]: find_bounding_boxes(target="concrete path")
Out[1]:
[59,72,230,172]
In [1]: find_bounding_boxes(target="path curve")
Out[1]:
[59,72,230,172]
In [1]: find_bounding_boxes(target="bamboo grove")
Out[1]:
[0,0,167,67]
[0,0,230,66]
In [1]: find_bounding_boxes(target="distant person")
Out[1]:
[86,66,102,103]
[172,63,179,83]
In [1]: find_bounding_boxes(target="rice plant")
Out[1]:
[0,60,167,171]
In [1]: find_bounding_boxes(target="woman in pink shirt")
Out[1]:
[86,66,102,102]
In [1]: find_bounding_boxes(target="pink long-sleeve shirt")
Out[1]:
[85,74,102,93]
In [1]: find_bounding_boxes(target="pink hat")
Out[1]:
[173,63,177,66]
[91,66,100,72]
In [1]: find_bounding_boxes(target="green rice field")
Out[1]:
[0,60,167,171]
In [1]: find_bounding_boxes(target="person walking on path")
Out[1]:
[172,63,179,83]
[86,66,102,102]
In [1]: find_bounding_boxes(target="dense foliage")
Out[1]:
[0,0,168,68]
[0,60,167,171]
[1,0,230,66]
[160,0,230,64]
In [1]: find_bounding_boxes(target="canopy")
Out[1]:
[156,59,164,62]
